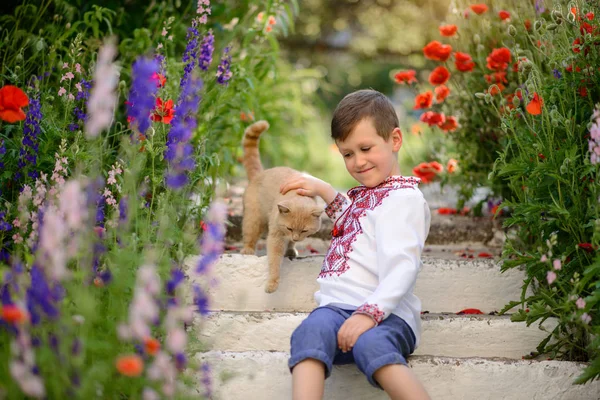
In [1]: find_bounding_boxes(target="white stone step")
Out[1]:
[193,351,599,400]
[194,312,556,359]
[186,254,528,313]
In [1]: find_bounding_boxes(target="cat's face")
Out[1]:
[277,203,322,242]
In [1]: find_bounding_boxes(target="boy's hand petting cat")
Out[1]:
[337,313,377,353]
[280,174,337,204]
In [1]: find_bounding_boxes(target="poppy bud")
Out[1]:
[475,92,486,99]
[508,25,517,36]
[47,95,55,102]
[118,80,127,91]
[473,34,481,44]
[534,20,543,31]
[477,44,485,52]
[484,93,492,103]
[547,23,558,30]
[551,10,563,24]
[15,53,23,62]
[522,62,533,73]
[512,96,521,107]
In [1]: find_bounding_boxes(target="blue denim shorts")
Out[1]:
[288,305,416,389]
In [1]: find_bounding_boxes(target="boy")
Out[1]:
[280,89,431,400]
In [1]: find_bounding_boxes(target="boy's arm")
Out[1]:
[279,174,350,221]
[353,195,430,325]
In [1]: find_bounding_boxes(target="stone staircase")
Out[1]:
[184,187,600,399]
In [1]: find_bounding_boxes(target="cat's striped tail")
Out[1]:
[242,120,269,181]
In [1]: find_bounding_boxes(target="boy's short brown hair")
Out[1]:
[331,89,400,142]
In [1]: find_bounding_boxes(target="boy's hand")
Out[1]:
[337,313,376,353]
[279,175,337,204]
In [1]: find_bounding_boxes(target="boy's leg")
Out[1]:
[373,364,430,400]
[289,306,348,400]
[292,359,326,400]
[352,314,430,399]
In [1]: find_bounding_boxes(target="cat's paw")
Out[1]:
[240,247,255,255]
[285,248,299,259]
[265,279,280,293]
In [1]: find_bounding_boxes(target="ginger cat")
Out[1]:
[241,120,323,293]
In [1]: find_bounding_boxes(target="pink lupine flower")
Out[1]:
[58,87,66,96]
[162,27,168,36]
[576,297,586,309]
[143,388,160,400]
[68,93,75,101]
[546,271,557,285]
[59,180,87,231]
[40,208,69,281]
[62,62,69,69]
[581,313,591,324]
[540,254,548,262]
[75,82,82,92]
[75,63,82,73]
[166,327,187,353]
[553,259,562,270]
[86,39,119,139]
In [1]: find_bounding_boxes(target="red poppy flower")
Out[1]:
[412,161,443,183]
[420,111,446,126]
[434,85,450,103]
[526,93,543,115]
[446,159,458,173]
[524,19,532,31]
[1,304,28,324]
[116,354,144,377]
[457,308,484,315]
[151,73,167,88]
[485,71,508,84]
[469,4,488,15]
[439,24,458,37]
[478,252,494,258]
[566,64,581,73]
[454,52,475,72]
[486,48,512,71]
[437,207,457,215]
[580,86,588,97]
[0,85,29,123]
[578,243,595,252]
[394,70,418,85]
[429,66,451,85]
[144,337,161,355]
[487,83,505,96]
[498,10,510,21]
[586,12,594,21]
[580,22,594,35]
[423,41,453,62]
[572,38,583,53]
[414,91,433,110]
[151,97,175,124]
[439,116,458,132]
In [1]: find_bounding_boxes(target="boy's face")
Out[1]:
[336,118,402,188]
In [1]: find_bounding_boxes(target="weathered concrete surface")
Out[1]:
[186,254,528,314]
[194,312,556,359]
[225,212,497,245]
[194,351,600,400]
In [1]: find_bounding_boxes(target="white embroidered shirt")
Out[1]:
[315,176,430,347]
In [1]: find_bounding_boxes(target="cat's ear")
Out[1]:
[311,208,324,218]
[277,202,291,214]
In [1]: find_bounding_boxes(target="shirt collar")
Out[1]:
[347,176,421,199]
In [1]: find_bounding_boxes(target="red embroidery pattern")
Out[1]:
[325,193,348,219]
[319,176,420,278]
[354,303,385,325]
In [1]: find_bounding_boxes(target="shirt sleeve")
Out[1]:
[353,194,430,325]
[324,192,350,221]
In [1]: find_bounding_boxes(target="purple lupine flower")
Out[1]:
[198,31,215,71]
[17,96,42,180]
[26,265,63,325]
[166,269,185,295]
[118,196,128,224]
[68,123,79,132]
[164,76,203,189]
[553,69,562,79]
[195,202,227,275]
[175,352,187,370]
[126,58,160,136]
[216,47,232,85]
[75,79,92,102]
[201,362,212,398]
[0,138,5,170]
[193,285,210,315]
[0,211,11,231]
[535,0,545,15]
[180,26,201,89]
